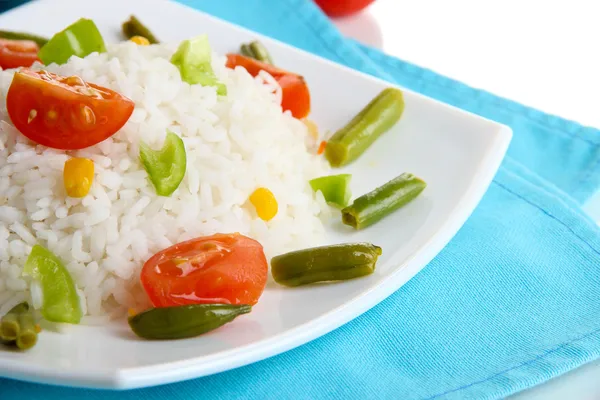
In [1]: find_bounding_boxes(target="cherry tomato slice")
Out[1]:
[278,74,311,119]
[140,233,268,307]
[6,69,134,150]
[0,39,40,70]
[226,53,310,119]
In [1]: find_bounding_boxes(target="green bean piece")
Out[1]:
[249,41,272,64]
[0,313,19,341]
[122,15,159,44]
[271,243,382,287]
[239,40,273,64]
[0,30,48,46]
[342,173,426,230]
[129,304,252,340]
[0,302,29,341]
[325,88,404,167]
[16,311,38,350]
[240,43,253,58]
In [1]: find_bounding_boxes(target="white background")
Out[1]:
[333,0,600,398]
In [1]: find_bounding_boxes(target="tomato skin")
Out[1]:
[0,39,40,69]
[226,54,310,119]
[278,74,311,119]
[141,233,268,307]
[6,69,134,150]
[314,0,376,17]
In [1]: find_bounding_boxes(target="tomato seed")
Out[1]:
[81,105,96,125]
[27,109,37,124]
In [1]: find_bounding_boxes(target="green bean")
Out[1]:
[240,43,253,58]
[122,15,159,44]
[239,40,273,64]
[342,173,426,230]
[0,30,48,46]
[325,88,404,167]
[0,302,29,341]
[271,243,382,287]
[0,312,19,341]
[129,304,251,340]
[16,311,38,350]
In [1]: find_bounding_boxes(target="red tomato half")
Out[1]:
[314,0,376,17]
[0,39,40,70]
[226,54,311,119]
[6,69,134,150]
[141,233,269,307]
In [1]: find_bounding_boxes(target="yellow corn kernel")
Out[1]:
[249,187,278,221]
[130,36,150,46]
[63,158,95,198]
[302,118,319,140]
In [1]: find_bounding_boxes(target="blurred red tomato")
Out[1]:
[315,0,376,17]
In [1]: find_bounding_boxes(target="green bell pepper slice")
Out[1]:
[140,130,187,196]
[171,35,226,95]
[22,245,82,324]
[309,174,352,208]
[39,18,106,65]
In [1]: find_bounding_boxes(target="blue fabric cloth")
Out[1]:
[3,0,600,399]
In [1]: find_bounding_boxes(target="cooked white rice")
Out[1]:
[0,42,330,319]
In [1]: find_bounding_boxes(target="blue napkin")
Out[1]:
[4,1,600,399]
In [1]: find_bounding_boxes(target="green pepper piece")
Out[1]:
[128,304,252,340]
[0,30,48,46]
[271,243,381,287]
[342,172,426,230]
[309,174,352,208]
[140,130,187,196]
[122,15,159,44]
[171,35,227,95]
[22,245,82,324]
[325,88,404,167]
[39,18,106,65]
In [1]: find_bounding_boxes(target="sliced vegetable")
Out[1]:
[15,308,37,350]
[225,54,311,119]
[122,15,159,44]
[39,18,106,65]
[342,173,426,230]
[128,304,251,340]
[317,140,327,155]
[0,30,48,47]
[171,35,226,95]
[0,39,40,69]
[139,130,186,196]
[278,74,311,120]
[6,69,134,150]
[1,302,38,350]
[0,303,27,341]
[309,174,352,208]
[63,157,94,198]
[140,233,268,307]
[325,88,404,167]
[271,243,382,287]
[22,245,82,324]
[130,35,150,46]
[249,187,278,221]
[240,40,273,64]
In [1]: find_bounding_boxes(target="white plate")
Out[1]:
[0,0,512,389]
